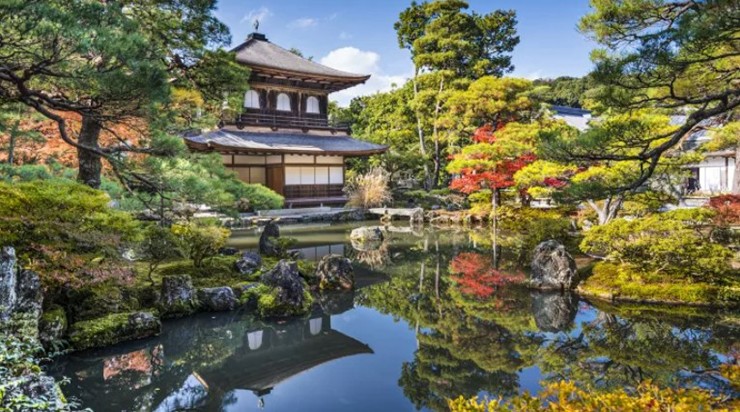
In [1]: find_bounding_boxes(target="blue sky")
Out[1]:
[215,1,598,105]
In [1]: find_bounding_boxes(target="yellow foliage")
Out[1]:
[448,379,738,412]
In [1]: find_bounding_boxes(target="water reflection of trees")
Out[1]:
[358,229,739,411]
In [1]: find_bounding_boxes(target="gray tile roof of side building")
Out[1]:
[551,105,592,131]
[183,128,388,156]
[232,33,370,82]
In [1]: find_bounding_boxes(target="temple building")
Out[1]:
[183,32,388,207]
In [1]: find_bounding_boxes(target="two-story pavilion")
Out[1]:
[183,32,388,207]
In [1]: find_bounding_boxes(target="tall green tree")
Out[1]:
[0,0,249,188]
[573,0,740,193]
[394,0,519,189]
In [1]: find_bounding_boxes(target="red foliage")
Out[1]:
[708,195,740,225]
[449,252,525,298]
[0,111,148,168]
[449,153,537,194]
[543,177,567,188]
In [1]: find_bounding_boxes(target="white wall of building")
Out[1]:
[693,156,735,193]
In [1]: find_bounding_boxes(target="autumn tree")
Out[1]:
[570,0,740,193]
[445,77,552,208]
[395,0,519,189]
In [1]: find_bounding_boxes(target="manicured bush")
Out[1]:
[497,206,573,263]
[232,183,284,211]
[580,208,735,284]
[170,220,230,268]
[0,180,141,292]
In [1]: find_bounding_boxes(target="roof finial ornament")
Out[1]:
[254,19,260,32]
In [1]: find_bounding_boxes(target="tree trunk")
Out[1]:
[7,121,17,165]
[733,143,740,194]
[77,115,103,188]
[412,69,430,190]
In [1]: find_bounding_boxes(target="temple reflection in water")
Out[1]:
[52,293,373,411]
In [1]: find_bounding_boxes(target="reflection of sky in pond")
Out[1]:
[49,222,739,411]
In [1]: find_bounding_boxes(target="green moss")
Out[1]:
[579,262,740,306]
[41,305,67,329]
[242,283,314,318]
[68,311,160,351]
[66,282,140,322]
[151,256,246,288]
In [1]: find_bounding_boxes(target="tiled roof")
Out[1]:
[551,105,592,131]
[183,127,388,156]
[233,33,370,82]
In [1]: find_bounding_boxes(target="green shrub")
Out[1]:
[233,183,284,211]
[0,180,142,292]
[171,220,230,268]
[580,208,735,283]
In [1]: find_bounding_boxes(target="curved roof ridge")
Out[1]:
[233,33,370,82]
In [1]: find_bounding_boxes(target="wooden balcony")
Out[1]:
[235,112,350,132]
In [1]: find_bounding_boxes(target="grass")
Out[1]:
[578,262,740,306]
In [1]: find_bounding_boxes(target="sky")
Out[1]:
[215,0,598,105]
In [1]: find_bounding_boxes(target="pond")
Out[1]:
[49,222,739,411]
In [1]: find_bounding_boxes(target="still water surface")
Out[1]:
[50,222,739,411]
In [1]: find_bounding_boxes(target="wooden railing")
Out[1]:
[235,112,350,131]
[284,184,345,199]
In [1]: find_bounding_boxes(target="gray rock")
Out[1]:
[0,247,43,319]
[350,226,384,243]
[197,287,238,312]
[530,240,579,290]
[219,247,239,256]
[159,275,198,318]
[531,291,578,333]
[235,251,262,275]
[15,269,42,317]
[259,221,281,256]
[4,375,67,411]
[260,260,310,313]
[316,254,354,290]
[0,246,18,318]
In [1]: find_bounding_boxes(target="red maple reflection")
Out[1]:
[449,252,525,298]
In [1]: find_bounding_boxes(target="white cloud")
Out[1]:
[288,17,318,29]
[241,6,272,26]
[320,47,411,106]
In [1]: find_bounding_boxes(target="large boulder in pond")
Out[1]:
[316,254,354,291]
[350,226,384,243]
[235,251,262,276]
[530,291,577,333]
[159,275,198,318]
[68,311,161,351]
[259,221,281,257]
[256,260,312,317]
[197,287,238,312]
[530,240,578,290]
